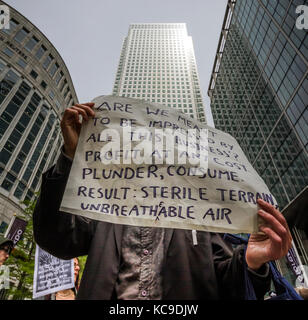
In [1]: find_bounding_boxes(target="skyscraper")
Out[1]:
[0,1,78,230]
[208,0,307,284]
[112,23,206,123]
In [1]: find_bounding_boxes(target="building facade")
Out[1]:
[112,23,206,123]
[0,1,78,230]
[208,0,308,285]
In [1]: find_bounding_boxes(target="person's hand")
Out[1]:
[60,103,95,158]
[245,199,292,271]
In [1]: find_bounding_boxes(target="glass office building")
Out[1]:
[0,1,78,230]
[208,0,307,285]
[112,23,207,123]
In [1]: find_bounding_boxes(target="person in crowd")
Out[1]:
[33,102,293,300]
[0,235,13,267]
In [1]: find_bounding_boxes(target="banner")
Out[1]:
[4,216,27,246]
[60,95,278,234]
[286,247,308,287]
[32,245,74,299]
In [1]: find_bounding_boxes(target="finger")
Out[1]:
[81,102,95,107]
[260,225,291,257]
[75,103,95,117]
[258,203,292,246]
[257,199,291,237]
[258,210,290,252]
[258,210,288,238]
[62,108,80,124]
[259,226,283,256]
[260,226,281,243]
[71,106,89,121]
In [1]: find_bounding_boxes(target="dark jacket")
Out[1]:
[33,166,270,300]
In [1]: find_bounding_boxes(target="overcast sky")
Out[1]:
[5,0,228,126]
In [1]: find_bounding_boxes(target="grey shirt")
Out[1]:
[53,149,165,299]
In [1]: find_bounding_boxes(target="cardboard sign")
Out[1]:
[32,246,74,299]
[60,95,278,234]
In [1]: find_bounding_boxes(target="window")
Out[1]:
[35,45,47,60]
[43,54,53,70]
[17,58,27,69]
[55,71,63,85]
[2,47,13,57]
[13,182,26,199]
[48,62,59,78]
[25,36,39,52]
[14,27,29,43]
[1,173,16,191]
[64,87,69,99]
[60,79,67,92]
[54,99,60,109]
[0,70,19,107]
[40,80,47,90]
[48,90,55,100]
[30,69,38,79]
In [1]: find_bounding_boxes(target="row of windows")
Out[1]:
[130,39,186,42]
[121,94,195,112]
[129,47,186,51]
[0,70,60,202]
[122,78,192,83]
[131,25,185,29]
[232,1,307,110]
[127,60,189,64]
[1,46,71,108]
[28,124,59,193]
[130,34,186,38]
[261,0,290,26]
[211,1,307,208]
[125,69,190,73]
[1,18,74,107]
[121,91,193,101]
[122,86,193,92]
[3,126,60,202]
[129,44,186,49]
[122,85,193,90]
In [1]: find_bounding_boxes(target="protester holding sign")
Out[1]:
[33,97,292,300]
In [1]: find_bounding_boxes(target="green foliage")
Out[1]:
[77,255,87,280]
[4,192,89,299]
[5,194,38,300]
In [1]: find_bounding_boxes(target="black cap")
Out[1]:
[0,235,14,251]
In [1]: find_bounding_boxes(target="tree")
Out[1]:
[4,194,88,299]
[5,194,38,300]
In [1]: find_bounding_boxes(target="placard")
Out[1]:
[60,95,278,234]
[32,246,74,299]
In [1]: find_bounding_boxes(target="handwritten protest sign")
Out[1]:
[33,246,74,299]
[60,95,278,234]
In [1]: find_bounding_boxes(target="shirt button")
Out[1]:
[143,249,149,255]
[141,290,147,297]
